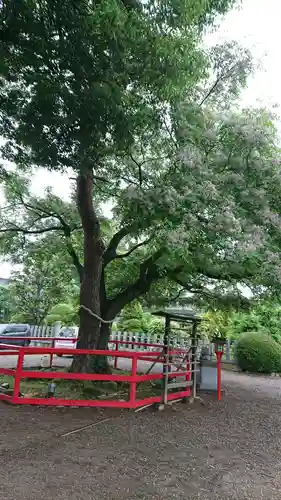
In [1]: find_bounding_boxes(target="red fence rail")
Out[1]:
[0,341,192,409]
[0,335,187,369]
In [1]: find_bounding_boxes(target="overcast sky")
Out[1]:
[0,0,280,277]
[206,0,281,111]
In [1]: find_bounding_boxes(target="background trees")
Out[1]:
[0,284,11,322]
[8,247,78,324]
[115,301,164,335]
[227,300,281,343]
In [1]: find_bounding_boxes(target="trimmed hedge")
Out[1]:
[234,332,281,374]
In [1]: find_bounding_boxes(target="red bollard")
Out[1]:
[214,341,225,401]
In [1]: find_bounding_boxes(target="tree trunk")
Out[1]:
[97,323,111,349]
[70,211,161,372]
[70,169,104,373]
[94,263,160,361]
[92,322,112,373]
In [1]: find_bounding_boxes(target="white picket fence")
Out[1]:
[29,323,234,361]
[30,324,60,338]
[30,322,198,348]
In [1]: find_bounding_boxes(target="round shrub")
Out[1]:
[234,332,281,374]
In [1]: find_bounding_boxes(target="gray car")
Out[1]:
[0,324,31,346]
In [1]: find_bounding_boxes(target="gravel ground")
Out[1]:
[1,371,281,499]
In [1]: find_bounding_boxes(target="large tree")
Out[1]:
[1,104,281,365]
[0,0,239,371]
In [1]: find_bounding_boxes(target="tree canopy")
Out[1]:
[2,103,281,330]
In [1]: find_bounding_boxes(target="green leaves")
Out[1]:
[228,301,281,343]
[0,285,11,322]
[202,310,230,339]
[8,234,79,324]
[116,300,164,334]
[0,0,206,169]
[46,302,79,326]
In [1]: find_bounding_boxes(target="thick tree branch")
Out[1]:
[0,225,63,234]
[104,248,165,318]
[103,224,135,266]
[115,237,152,260]
[65,239,84,283]
[196,265,254,282]
[165,287,186,304]
[171,262,255,291]
[129,154,143,186]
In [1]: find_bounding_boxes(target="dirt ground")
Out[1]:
[1,371,281,500]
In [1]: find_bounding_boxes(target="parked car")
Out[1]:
[54,326,78,356]
[0,324,31,346]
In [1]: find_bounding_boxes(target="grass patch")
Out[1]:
[0,373,128,400]
[0,369,166,401]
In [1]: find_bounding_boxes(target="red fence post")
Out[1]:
[50,338,55,368]
[12,349,24,402]
[129,355,137,407]
[114,343,119,370]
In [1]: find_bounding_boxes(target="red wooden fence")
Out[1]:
[0,339,192,408]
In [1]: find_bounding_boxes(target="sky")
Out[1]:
[206,0,281,112]
[0,0,280,277]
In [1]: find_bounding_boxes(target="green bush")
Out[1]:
[235,332,281,374]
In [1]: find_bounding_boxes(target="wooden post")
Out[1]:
[114,342,119,369]
[50,338,55,368]
[50,321,61,367]
[217,353,222,401]
[226,338,231,361]
[162,314,171,406]
[129,355,137,407]
[13,349,24,402]
[191,321,198,401]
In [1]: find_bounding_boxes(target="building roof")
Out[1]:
[152,307,203,323]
